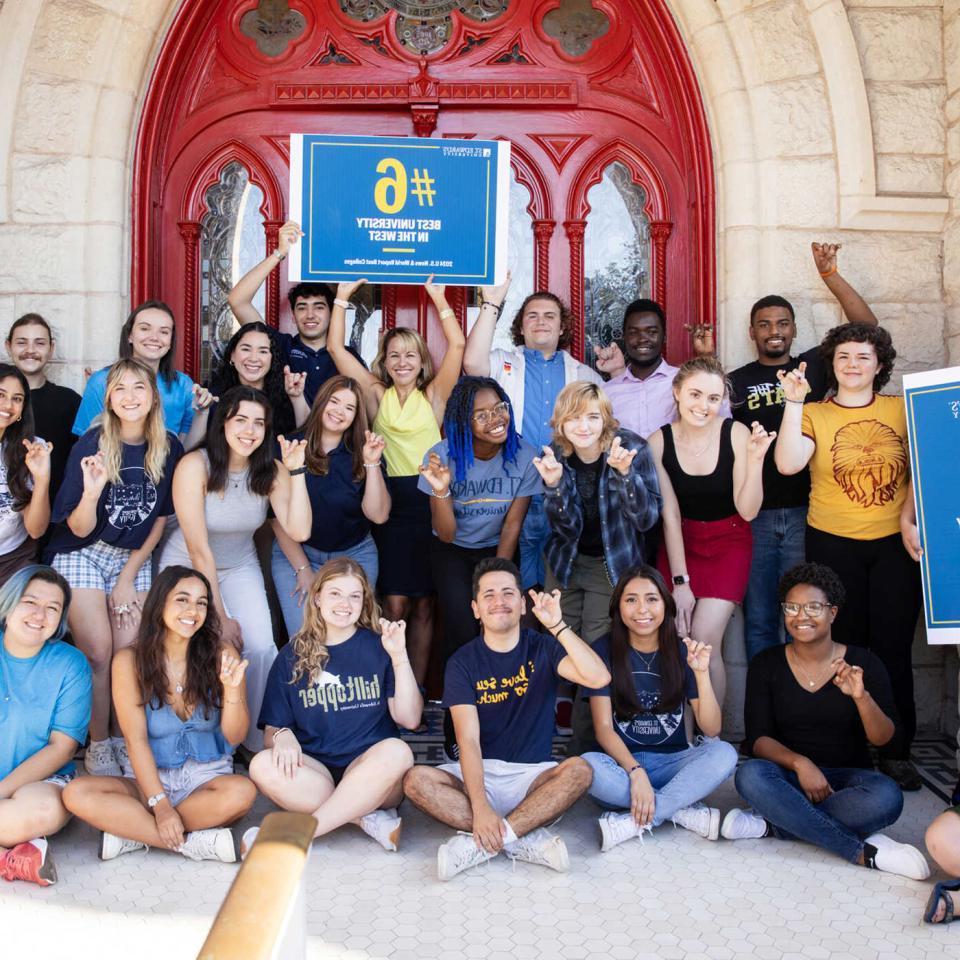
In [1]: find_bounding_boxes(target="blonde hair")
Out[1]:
[371,328,434,391]
[99,358,170,485]
[551,381,619,458]
[289,558,381,686]
[671,356,730,402]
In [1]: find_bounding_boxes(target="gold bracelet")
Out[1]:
[225,697,245,705]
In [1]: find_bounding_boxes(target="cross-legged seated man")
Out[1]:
[403,558,610,880]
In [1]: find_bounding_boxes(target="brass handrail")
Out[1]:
[197,812,317,960]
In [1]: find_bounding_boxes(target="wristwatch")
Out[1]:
[672,574,690,586]
[147,792,167,808]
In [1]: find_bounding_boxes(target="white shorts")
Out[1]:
[124,755,234,807]
[438,758,558,818]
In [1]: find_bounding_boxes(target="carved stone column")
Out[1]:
[533,219,555,292]
[564,219,586,361]
[650,220,673,311]
[177,220,202,380]
[264,219,284,329]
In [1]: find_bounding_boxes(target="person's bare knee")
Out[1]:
[248,749,277,789]
[377,738,414,777]
[220,776,258,819]
[559,756,593,792]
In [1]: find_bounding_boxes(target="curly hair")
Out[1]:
[778,562,846,608]
[818,323,895,393]
[509,292,574,351]
[443,376,520,485]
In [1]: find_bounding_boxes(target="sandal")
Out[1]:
[923,878,960,923]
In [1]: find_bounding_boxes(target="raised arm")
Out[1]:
[360,431,391,524]
[66,450,109,538]
[773,363,815,475]
[269,437,311,542]
[21,439,52,539]
[684,638,722,737]
[529,589,610,689]
[607,437,662,532]
[419,452,456,543]
[812,242,878,327]
[732,420,774,522]
[424,277,465,417]
[379,618,423,730]
[463,273,512,376]
[227,221,303,326]
[329,280,382,394]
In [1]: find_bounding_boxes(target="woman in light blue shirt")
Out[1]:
[0,565,90,887]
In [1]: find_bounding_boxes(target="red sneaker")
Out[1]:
[555,697,573,736]
[0,838,57,886]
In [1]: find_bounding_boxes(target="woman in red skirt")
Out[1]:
[648,356,773,707]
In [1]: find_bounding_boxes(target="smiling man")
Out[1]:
[728,243,877,663]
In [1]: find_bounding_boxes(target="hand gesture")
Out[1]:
[795,757,833,804]
[682,636,712,674]
[532,445,563,489]
[418,452,451,496]
[606,436,638,477]
[672,583,696,637]
[22,439,52,481]
[776,361,810,404]
[472,801,506,854]
[278,435,308,472]
[424,274,447,303]
[154,801,186,851]
[832,659,865,701]
[528,588,563,631]
[80,451,109,496]
[335,279,367,302]
[747,421,776,462]
[219,650,249,690]
[379,618,408,658]
[361,430,385,465]
[901,517,922,562]
[480,270,512,309]
[291,564,317,609]
[594,342,625,376]
[109,578,141,632]
[685,323,715,356]
[277,220,304,256]
[283,365,306,399]
[629,766,655,827]
[191,383,215,411]
[811,241,840,275]
[271,727,302,779]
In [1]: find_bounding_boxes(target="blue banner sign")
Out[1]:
[904,367,960,644]
[288,133,510,285]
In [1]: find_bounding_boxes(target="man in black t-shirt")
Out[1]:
[5,313,81,508]
[728,244,877,662]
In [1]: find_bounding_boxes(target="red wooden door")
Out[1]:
[133,0,714,380]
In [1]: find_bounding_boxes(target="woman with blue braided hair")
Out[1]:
[417,377,541,664]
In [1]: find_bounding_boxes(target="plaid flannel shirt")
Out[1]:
[542,429,662,588]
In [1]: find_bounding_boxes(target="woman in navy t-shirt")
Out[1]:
[582,565,737,851]
[246,557,422,854]
[47,358,182,778]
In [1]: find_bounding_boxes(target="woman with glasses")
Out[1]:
[417,377,540,662]
[723,562,929,880]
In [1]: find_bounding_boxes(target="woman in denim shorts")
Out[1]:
[63,565,256,863]
[46,359,183,777]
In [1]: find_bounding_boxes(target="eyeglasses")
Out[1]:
[781,601,830,617]
[472,402,509,426]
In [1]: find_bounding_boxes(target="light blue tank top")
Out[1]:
[144,698,230,769]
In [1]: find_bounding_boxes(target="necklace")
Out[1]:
[789,642,836,688]
[167,662,186,695]
[633,649,658,671]
[675,427,714,458]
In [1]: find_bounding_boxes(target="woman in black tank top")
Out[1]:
[648,357,773,707]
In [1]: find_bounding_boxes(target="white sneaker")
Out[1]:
[179,828,237,863]
[671,804,720,840]
[85,739,122,777]
[111,737,131,777]
[720,808,769,840]
[437,832,497,881]
[359,808,402,852]
[504,828,569,873]
[865,833,930,881]
[598,812,642,852]
[239,826,259,861]
[100,832,147,861]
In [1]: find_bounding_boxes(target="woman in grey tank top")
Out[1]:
[159,386,311,750]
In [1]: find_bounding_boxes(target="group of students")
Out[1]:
[0,228,958,924]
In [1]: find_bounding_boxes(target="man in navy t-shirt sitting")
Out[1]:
[404,558,610,880]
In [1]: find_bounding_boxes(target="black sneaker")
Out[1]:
[879,758,923,792]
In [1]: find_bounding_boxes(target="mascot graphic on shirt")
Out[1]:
[829,419,907,508]
[617,667,683,747]
[106,466,158,528]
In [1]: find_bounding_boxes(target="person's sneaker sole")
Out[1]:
[387,819,402,851]
[704,807,721,841]
[720,808,767,841]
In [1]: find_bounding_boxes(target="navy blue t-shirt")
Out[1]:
[276,333,365,407]
[46,429,182,556]
[257,628,398,767]
[442,628,565,763]
[585,636,698,754]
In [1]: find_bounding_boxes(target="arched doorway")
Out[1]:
[133,0,714,380]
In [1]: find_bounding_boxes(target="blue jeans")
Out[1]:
[743,507,807,661]
[583,738,738,827]
[735,759,903,863]
[519,494,548,588]
[271,536,379,638]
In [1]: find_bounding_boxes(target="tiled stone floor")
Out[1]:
[2,774,956,959]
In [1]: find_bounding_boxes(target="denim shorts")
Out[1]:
[43,771,76,788]
[52,540,152,594]
[124,755,235,807]
[438,758,557,818]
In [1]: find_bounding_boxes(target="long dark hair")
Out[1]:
[443,376,520,485]
[118,301,177,387]
[608,565,686,720]
[204,386,277,497]
[209,322,295,435]
[302,375,368,482]
[0,364,35,510]
[134,566,223,717]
